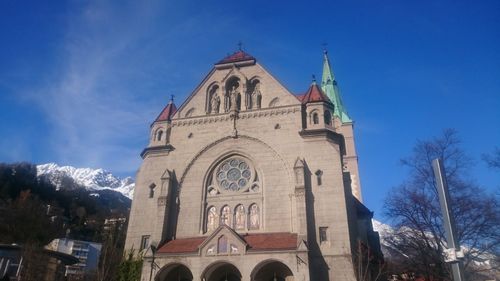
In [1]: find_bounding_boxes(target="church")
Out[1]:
[124,49,382,281]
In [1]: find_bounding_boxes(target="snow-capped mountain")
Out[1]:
[37,163,135,199]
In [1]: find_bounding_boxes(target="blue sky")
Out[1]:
[1,0,499,221]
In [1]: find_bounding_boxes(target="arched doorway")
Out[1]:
[251,260,294,281]
[203,261,242,281]
[155,263,193,281]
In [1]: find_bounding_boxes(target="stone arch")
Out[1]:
[247,76,262,109]
[251,259,294,281]
[310,110,320,125]
[175,135,294,236]
[153,127,165,142]
[269,97,279,107]
[155,262,193,281]
[185,107,196,118]
[202,260,242,281]
[207,82,221,114]
[224,76,242,111]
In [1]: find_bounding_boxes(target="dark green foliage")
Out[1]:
[117,250,143,281]
[0,162,130,243]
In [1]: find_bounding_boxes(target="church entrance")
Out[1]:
[155,263,193,281]
[203,262,242,281]
[251,260,294,281]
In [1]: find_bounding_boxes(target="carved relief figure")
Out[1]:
[221,206,231,226]
[234,205,245,230]
[207,206,218,232]
[229,85,240,110]
[249,204,260,229]
[230,244,238,254]
[210,91,220,114]
[251,82,262,109]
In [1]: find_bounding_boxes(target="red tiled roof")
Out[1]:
[301,83,332,104]
[155,101,177,122]
[157,232,297,254]
[243,232,297,251]
[157,237,205,254]
[216,50,256,64]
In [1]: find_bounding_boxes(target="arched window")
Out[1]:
[315,170,323,186]
[157,130,163,141]
[312,112,319,124]
[324,110,332,125]
[206,206,218,232]
[149,183,156,198]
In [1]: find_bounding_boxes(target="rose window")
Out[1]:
[216,158,252,192]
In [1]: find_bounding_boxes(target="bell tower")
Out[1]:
[321,50,363,201]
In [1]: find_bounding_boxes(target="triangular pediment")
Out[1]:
[174,58,302,119]
[199,225,246,256]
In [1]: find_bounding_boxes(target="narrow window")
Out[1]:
[324,110,332,125]
[140,235,150,250]
[319,227,328,243]
[312,112,319,124]
[315,170,323,186]
[149,183,156,198]
[157,130,163,141]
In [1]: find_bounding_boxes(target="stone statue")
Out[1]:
[235,205,245,230]
[221,206,230,226]
[229,85,240,111]
[251,83,262,109]
[210,92,220,114]
[249,204,259,229]
[207,207,218,232]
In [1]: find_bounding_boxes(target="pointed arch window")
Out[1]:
[315,170,323,186]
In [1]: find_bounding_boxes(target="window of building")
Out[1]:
[324,110,332,125]
[312,112,319,124]
[315,170,323,186]
[157,130,163,141]
[319,227,328,243]
[149,183,156,198]
[140,235,150,251]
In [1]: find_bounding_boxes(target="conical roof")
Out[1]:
[155,100,177,122]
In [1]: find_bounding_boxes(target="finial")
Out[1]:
[169,95,174,103]
[321,42,328,54]
[237,41,243,51]
[312,74,317,84]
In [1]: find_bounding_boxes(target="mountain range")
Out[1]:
[37,163,135,199]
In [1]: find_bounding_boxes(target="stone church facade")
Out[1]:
[125,50,382,281]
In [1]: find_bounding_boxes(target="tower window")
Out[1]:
[312,112,319,124]
[140,235,150,250]
[149,183,156,198]
[324,110,332,125]
[157,130,163,141]
[319,227,328,243]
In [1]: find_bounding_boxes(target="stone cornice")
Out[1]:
[140,144,175,159]
[171,105,301,127]
[299,128,346,155]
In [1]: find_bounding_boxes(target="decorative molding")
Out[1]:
[141,144,175,159]
[171,105,301,127]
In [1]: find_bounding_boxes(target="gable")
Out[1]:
[175,62,300,119]
[199,225,246,256]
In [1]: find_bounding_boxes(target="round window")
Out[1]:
[215,157,252,192]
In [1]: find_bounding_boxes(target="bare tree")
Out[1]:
[383,129,500,281]
[483,147,500,170]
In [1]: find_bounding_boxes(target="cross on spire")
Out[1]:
[170,95,175,103]
[237,41,243,51]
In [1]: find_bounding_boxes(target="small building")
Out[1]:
[47,238,102,277]
[0,243,78,281]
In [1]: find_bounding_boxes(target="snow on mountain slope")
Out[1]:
[37,163,135,199]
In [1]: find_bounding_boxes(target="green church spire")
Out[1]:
[321,50,352,123]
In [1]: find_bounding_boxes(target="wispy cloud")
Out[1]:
[29,1,166,174]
